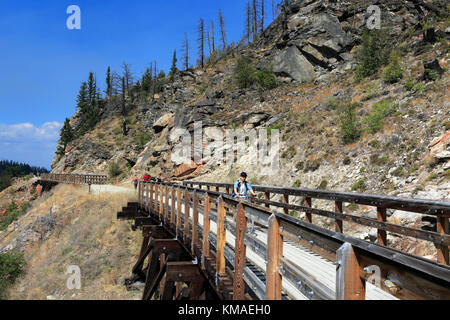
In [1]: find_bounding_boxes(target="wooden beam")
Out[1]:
[184,189,190,245]
[335,201,343,233]
[266,214,283,300]
[265,192,270,208]
[336,242,365,300]
[154,184,159,214]
[177,188,182,238]
[159,183,164,218]
[377,207,387,246]
[149,183,154,211]
[234,203,247,300]
[165,185,169,223]
[171,186,176,228]
[216,196,226,275]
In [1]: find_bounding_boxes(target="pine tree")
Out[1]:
[211,21,215,52]
[261,0,265,34]
[218,9,227,49]
[141,67,152,93]
[106,66,112,97]
[87,72,96,105]
[169,50,178,81]
[57,118,75,155]
[252,0,259,42]
[197,18,205,69]
[76,82,88,112]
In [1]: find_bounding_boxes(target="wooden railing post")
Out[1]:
[336,242,365,300]
[283,194,289,215]
[335,201,343,233]
[192,191,199,256]
[159,183,164,218]
[154,184,159,214]
[265,192,270,208]
[266,214,283,300]
[377,207,387,246]
[437,217,449,265]
[138,181,142,205]
[216,196,226,276]
[305,197,312,223]
[177,187,182,238]
[184,189,190,245]
[171,186,176,228]
[234,203,247,300]
[149,183,154,211]
[202,193,211,269]
[165,184,169,223]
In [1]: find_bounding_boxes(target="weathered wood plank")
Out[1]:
[266,214,282,300]
[233,203,247,300]
[216,196,226,275]
[336,242,365,300]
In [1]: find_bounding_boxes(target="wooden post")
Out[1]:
[216,196,226,275]
[192,191,199,256]
[177,188,182,237]
[265,192,270,208]
[171,186,176,228]
[283,194,289,215]
[377,207,387,246]
[335,201,343,233]
[266,214,283,300]
[202,194,211,269]
[165,185,169,223]
[138,181,142,204]
[154,184,159,214]
[159,183,164,218]
[234,203,247,300]
[184,190,190,244]
[305,197,312,223]
[336,242,366,300]
[149,183,154,211]
[437,217,449,265]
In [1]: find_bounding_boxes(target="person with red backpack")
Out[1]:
[142,174,150,182]
[232,172,257,201]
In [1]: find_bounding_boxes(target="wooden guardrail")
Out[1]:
[126,180,450,300]
[40,173,108,185]
[183,181,450,266]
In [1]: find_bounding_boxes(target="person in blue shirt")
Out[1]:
[232,172,257,201]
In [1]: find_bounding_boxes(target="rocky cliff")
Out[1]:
[51,0,449,206]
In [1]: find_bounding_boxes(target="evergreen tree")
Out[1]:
[56,118,75,156]
[169,50,178,81]
[182,33,189,71]
[76,82,88,112]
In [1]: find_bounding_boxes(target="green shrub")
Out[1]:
[351,179,367,192]
[234,56,256,89]
[292,180,301,188]
[0,201,30,231]
[340,103,362,144]
[108,161,122,177]
[355,29,391,80]
[255,68,277,90]
[382,55,403,83]
[364,99,398,133]
[0,251,26,299]
[424,68,439,81]
[405,78,415,91]
[317,180,328,190]
[413,82,425,91]
[368,139,381,149]
[135,131,152,147]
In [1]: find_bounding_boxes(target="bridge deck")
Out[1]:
[171,196,396,300]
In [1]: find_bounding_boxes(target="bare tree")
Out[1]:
[207,29,212,57]
[252,0,260,42]
[121,62,134,92]
[197,18,205,69]
[111,71,122,95]
[244,1,252,44]
[211,21,215,52]
[261,0,265,34]
[182,33,189,71]
[218,9,227,49]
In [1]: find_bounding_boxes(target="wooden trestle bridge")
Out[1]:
[39,174,450,300]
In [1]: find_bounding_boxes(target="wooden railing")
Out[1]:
[40,173,108,185]
[183,181,450,266]
[131,180,450,300]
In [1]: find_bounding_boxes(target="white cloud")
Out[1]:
[0,121,62,168]
[0,121,62,143]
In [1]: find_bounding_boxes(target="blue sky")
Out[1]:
[0,0,277,169]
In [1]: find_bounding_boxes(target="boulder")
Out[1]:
[153,113,174,133]
[429,131,450,160]
[271,46,315,83]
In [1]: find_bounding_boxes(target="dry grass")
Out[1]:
[6,184,141,300]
